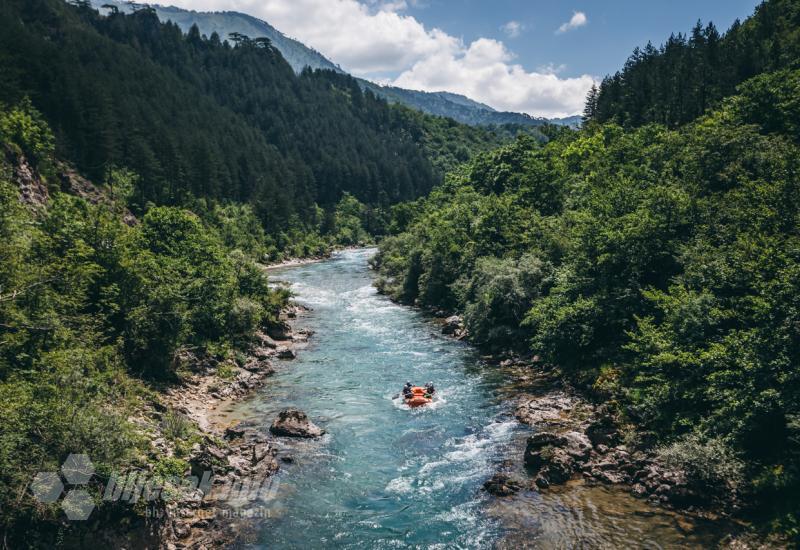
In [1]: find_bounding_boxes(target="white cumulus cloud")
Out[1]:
[556,11,588,34]
[162,0,595,117]
[393,38,595,118]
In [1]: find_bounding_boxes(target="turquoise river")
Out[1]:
[220,248,730,549]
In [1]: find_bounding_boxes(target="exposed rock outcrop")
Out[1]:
[157,301,311,548]
[267,322,293,341]
[483,473,522,496]
[56,162,138,225]
[270,408,325,438]
[441,315,467,339]
[515,390,704,509]
[9,150,49,208]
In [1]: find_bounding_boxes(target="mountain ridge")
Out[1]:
[93,0,580,128]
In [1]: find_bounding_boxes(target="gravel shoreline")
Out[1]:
[152,303,313,549]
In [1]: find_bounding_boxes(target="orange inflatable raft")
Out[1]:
[405,386,432,408]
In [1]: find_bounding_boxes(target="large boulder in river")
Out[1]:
[270,408,325,438]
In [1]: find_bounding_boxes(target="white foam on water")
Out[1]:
[284,282,338,307]
[385,476,414,494]
[419,460,448,475]
[444,443,484,462]
[485,419,517,438]
[416,479,446,494]
[435,502,481,526]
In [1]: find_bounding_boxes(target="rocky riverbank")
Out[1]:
[482,371,773,547]
[513,389,710,510]
[145,303,319,549]
[429,314,745,537]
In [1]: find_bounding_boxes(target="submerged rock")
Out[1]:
[483,473,522,496]
[270,408,325,438]
[224,425,246,440]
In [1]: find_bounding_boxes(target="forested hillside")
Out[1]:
[108,2,346,75]
[0,0,507,254]
[587,0,800,127]
[91,0,572,132]
[0,96,296,543]
[375,0,800,537]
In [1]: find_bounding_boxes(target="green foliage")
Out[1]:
[204,203,270,260]
[117,206,286,378]
[333,193,370,246]
[161,410,193,442]
[0,98,54,164]
[0,105,290,538]
[153,456,189,478]
[731,69,800,141]
[104,166,138,208]
[0,0,515,254]
[593,0,800,128]
[657,433,745,493]
[376,65,800,530]
[460,254,551,350]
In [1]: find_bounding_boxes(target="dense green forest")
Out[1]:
[0,97,295,540]
[375,1,800,537]
[0,0,509,256]
[586,0,800,128]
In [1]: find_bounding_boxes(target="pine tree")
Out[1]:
[582,84,599,123]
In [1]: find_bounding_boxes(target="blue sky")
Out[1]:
[165,0,762,117]
[407,0,761,79]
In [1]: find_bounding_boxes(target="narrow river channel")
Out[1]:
[221,248,728,549]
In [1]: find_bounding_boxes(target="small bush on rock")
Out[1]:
[658,433,745,492]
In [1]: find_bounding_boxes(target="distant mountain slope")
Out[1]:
[548,115,583,128]
[96,1,343,74]
[359,81,561,128]
[94,1,578,128]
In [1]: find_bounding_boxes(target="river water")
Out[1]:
[224,249,729,549]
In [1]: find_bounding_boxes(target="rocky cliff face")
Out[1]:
[56,163,138,226]
[5,147,137,225]
[6,148,48,208]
